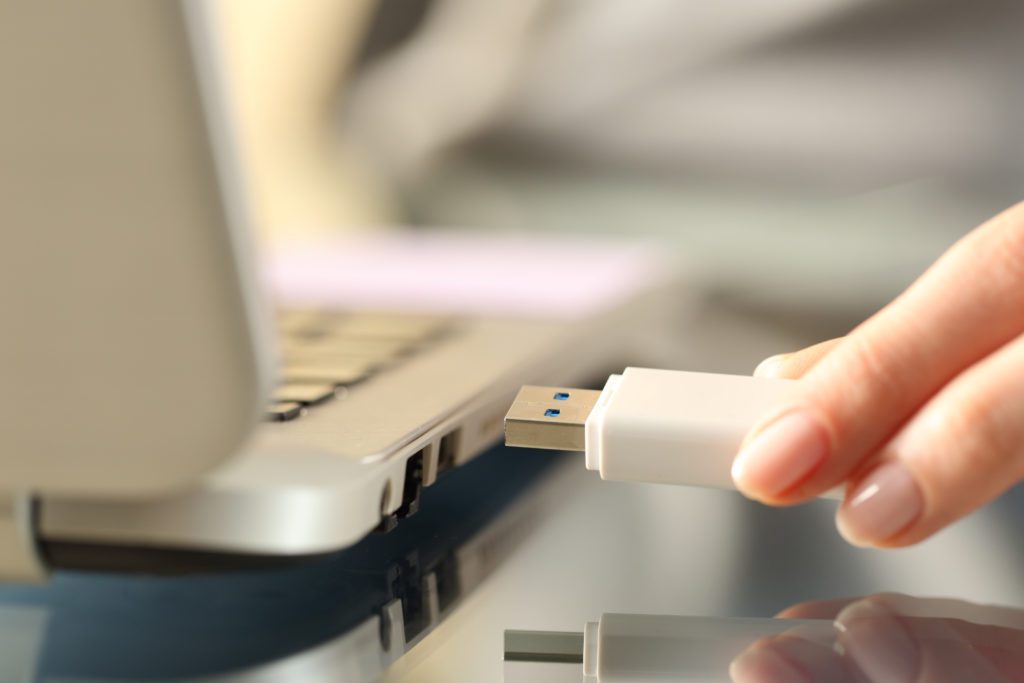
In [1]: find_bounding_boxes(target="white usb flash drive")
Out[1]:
[504,612,832,683]
[505,367,839,498]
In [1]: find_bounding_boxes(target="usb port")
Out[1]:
[396,450,425,519]
[437,429,462,475]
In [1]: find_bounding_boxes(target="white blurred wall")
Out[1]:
[214,0,394,238]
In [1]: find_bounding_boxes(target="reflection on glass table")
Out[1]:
[0,446,568,683]
[505,595,1024,683]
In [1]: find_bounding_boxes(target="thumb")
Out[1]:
[754,337,845,379]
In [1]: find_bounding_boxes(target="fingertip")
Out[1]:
[834,599,920,682]
[729,642,811,683]
[755,338,845,380]
[754,354,789,378]
[835,517,874,548]
[835,461,924,548]
[732,410,831,502]
[774,606,804,619]
[775,599,851,620]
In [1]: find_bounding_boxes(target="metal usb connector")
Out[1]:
[503,386,601,452]
[503,368,846,499]
[505,369,842,497]
[504,630,585,664]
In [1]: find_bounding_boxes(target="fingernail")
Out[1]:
[835,599,920,682]
[732,410,830,498]
[836,461,923,547]
[754,354,789,378]
[729,644,811,683]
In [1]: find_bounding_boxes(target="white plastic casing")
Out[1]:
[586,368,807,491]
[582,613,831,682]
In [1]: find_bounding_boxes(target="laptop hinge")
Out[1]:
[0,493,47,584]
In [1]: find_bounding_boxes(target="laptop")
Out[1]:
[0,1,678,582]
[0,447,574,682]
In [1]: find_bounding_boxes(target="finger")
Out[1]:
[776,597,857,620]
[733,202,1024,504]
[848,594,1024,626]
[836,598,1015,683]
[853,593,1024,652]
[880,615,1024,680]
[948,621,1024,680]
[729,639,810,683]
[731,635,863,683]
[836,332,1024,547]
[777,593,1009,623]
[754,338,844,379]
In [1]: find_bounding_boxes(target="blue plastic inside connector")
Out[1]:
[553,392,570,401]
[544,408,561,417]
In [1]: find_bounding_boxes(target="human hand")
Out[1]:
[730,593,1024,683]
[730,202,1024,547]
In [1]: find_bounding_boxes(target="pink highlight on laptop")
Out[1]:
[264,231,671,319]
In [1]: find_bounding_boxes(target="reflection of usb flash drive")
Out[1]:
[504,613,832,682]
[505,368,840,498]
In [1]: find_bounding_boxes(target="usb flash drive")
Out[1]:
[504,613,831,682]
[505,367,840,499]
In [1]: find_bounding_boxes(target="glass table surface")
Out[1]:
[1,444,1022,682]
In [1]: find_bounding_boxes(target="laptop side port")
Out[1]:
[436,429,462,476]
[375,449,425,532]
[434,552,460,614]
[396,450,425,519]
[420,440,440,487]
[377,551,460,650]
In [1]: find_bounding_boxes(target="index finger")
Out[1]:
[732,202,1024,509]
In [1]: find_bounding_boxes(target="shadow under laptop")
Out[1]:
[0,445,571,682]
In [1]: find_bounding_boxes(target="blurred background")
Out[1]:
[4,6,1024,680]
[216,0,1024,368]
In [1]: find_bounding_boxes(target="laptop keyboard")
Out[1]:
[266,310,454,422]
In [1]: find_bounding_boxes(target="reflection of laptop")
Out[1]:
[0,447,573,682]
[0,2,676,580]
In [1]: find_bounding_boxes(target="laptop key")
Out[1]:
[277,309,329,334]
[282,362,374,386]
[272,383,337,406]
[266,401,305,422]
[280,338,412,360]
[279,310,350,340]
[334,314,450,341]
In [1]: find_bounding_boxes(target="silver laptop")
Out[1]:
[0,443,574,682]
[0,1,676,582]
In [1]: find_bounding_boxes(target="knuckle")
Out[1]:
[842,338,905,399]
[867,592,913,613]
[801,337,910,469]
[993,218,1024,280]
[931,392,1015,473]
[968,204,1024,283]
[808,337,906,449]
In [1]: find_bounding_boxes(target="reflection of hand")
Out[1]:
[730,594,1024,682]
[729,202,1024,547]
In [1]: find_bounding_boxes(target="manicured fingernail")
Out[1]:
[754,354,789,378]
[732,410,830,498]
[836,461,923,547]
[835,599,919,682]
[729,644,811,683]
